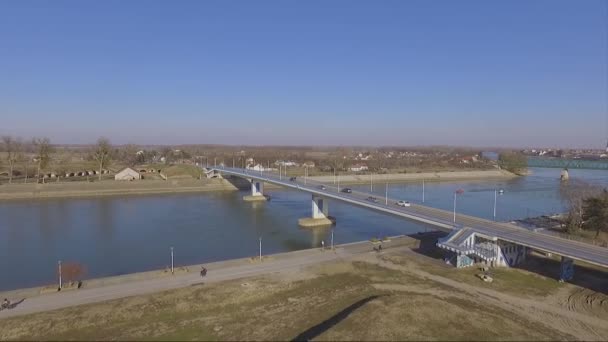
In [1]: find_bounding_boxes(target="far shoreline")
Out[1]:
[0,169,518,201]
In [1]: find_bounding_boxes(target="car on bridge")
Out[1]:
[318,185,327,190]
[289,177,297,181]
[367,196,379,203]
[396,200,411,207]
[341,188,352,193]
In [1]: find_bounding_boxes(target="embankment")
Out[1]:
[0,178,247,201]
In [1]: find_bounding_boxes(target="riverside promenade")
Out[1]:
[0,235,419,319]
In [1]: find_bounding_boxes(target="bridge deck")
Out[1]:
[213,167,608,268]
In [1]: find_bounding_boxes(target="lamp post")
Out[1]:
[453,189,464,223]
[331,228,334,249]
[337,174,340,192]
[170,246,174,274]
[493,189,497,221]
[333,167,336,184]
[385,182,388,205]
[58,260,62,290]
[370,173,373,192]
[259,237,262,261]
[422,179,425,203]
[304,165,308,184]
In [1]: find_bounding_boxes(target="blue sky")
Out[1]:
[1,0,606,148]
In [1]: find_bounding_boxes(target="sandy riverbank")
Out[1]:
[0,178,246,201]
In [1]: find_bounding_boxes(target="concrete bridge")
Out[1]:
[212,166,608,275]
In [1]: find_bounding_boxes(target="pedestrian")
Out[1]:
[321,240,325,250]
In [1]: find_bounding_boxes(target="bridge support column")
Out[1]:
[298,195,335,227]
[243,179,267,202]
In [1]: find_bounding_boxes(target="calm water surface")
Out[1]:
[1,167,607,291]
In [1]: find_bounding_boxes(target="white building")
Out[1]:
[114,167,141,181]
[349,164,369,172]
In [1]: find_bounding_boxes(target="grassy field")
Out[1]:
[2,246,606,341]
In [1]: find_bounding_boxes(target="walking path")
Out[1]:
[0,237,411,319]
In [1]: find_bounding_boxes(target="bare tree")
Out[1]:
[93,137,112,181]
[32,137,52,183]
[1,136,21,184]
[559,180,601,233]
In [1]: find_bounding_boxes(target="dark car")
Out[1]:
[341,188,352,193]
[318,185,327,190]
[289,177,297,182]
[367,196,379,203]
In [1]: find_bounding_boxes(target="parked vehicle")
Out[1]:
[341,188,352,193]
[396,200,411,207]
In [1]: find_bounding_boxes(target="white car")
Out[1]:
[396,200,411,207]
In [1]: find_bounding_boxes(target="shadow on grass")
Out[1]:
[515,254,608,295]
[291,295,388,341]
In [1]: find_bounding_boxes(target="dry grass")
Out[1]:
[1,256,595,341]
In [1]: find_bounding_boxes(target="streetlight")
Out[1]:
[385,182,388,205]
[331,228,334,250]
[422,179,425,203]
[333,166,336,184]
[58,260,62,290]
[304,165,308,184]
[493,189,498,221]
[170,247,174,274]
[453,189,464,223]
[370,173,373,192]
[337,174,340,192]
[259,237,262,261]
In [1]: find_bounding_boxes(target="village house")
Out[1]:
[114,167,141,181]
[349,164,369,172]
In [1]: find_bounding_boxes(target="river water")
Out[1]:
[1,167,607,291]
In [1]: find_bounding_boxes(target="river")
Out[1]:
[1,167,607,291]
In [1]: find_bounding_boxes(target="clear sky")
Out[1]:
[1,0,607,148]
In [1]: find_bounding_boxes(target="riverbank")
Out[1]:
[0,234,426,316]
[309,169,517,184]
[1,232,607,341]
[0,178,249,201]
[0,169,516,201]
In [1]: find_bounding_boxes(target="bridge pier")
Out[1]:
[243,179,267,202]
[298,194,335,227]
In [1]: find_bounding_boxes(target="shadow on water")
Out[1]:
[291,295,388,342]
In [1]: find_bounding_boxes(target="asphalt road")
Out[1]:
[217,167,608,268]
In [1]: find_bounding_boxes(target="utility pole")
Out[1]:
[331,228,334,249]
[370,173,373,192]
[304,166,308,184]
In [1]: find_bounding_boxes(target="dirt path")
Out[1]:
[365,252,608,341]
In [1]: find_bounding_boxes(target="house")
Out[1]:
[302,161,315,168]
[114,167,141,181]
[349,164,369,172]
[247,164,266,171]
